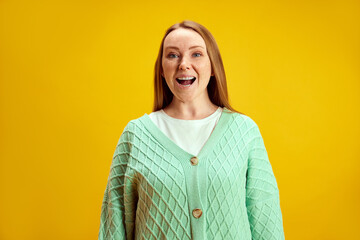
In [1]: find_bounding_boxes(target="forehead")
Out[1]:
[163,28,206,50]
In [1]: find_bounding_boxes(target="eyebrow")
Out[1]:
[165,45,205,50]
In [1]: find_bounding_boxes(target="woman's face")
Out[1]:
[162,28,212,104]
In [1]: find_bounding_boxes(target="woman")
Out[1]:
[98,20,285,240]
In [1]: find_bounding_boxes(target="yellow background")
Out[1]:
[1,0,359,239]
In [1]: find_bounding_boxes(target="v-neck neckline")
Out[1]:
[138,107,233,160]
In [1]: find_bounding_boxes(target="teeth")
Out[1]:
[177,77,195,80]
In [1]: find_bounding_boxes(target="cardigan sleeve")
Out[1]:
[245,119,285,240]
[98,123,138,240]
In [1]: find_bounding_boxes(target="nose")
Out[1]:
[179,57,191,70]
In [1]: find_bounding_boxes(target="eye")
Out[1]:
[193,52,202,57]
[167,53,179,58]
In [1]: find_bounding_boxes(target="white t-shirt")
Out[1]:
[148,107,223,156]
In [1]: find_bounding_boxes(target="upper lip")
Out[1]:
[176,75,196,79]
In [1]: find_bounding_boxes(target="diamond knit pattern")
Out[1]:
[98,110,285,240]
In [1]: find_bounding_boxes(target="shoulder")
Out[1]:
[223,110,264,143]
[225,109,259,130]
[119,113,152,138]
[113,114,145,141]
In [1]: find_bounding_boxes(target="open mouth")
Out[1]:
[176,77,196,86]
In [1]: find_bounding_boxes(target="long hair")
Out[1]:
[153,20,243,115]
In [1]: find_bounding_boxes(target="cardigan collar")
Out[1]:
[138,107,234,160]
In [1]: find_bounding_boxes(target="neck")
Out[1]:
[163,93,218,120]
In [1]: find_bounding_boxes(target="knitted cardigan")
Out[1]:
[98,108,285,240]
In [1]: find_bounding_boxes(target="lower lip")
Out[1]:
[176,79,196,89]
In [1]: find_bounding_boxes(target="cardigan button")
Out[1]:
[190,156,199,166]
[192,208,202,218]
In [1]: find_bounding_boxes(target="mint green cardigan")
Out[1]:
[98,108,285,239]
